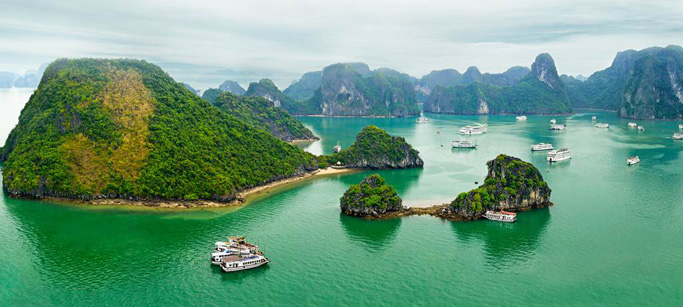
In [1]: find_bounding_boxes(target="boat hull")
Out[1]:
[221,258,270,272]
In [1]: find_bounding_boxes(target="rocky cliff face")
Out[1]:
[245,78,318,115]
[219,80,246,95]
[424,53,571,115]
[304,63,419,117]
[339,174,403,217]
[620,45,683,119]
[447,154,551,220]
[332,125,423,169]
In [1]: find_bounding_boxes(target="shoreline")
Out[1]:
[12,167,359,209]
[294,114,418,118]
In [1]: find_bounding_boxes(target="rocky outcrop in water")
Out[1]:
[332,125,423,169]
[340,174,404,217]
[444,154,552,220]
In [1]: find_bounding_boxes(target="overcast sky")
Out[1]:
[1,0,682,89]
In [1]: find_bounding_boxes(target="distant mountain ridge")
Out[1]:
[423,53,571,115]
[0,63,48,88]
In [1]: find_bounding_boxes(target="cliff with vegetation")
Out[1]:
[340,174,403,217]
[283,71,322,101]
[290,63,419,117]
[446,155,551,220]
[329,125,423,169]
[211,91,317,142]
[245,78,318,115]
[1,59,318,202]
[423,54,571,115]
[565,45,683,119]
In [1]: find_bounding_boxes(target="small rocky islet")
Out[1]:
[340,154,552,221]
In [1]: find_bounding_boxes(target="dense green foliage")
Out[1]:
[424,54,571,115]
[181,83,199,95]
[340,174,401,210]
[283,71,322,101]
[328,125,423,168]
[201,88,223,103]
[211,91,316,141]
[302,63,419,117]
[2,59,318,201]
[451,155,549,213]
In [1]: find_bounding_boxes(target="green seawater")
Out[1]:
[2,111,683,305]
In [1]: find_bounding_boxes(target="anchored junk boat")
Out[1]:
[211,236,261,265]
[483,211,517,223]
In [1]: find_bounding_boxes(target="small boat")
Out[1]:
[549,124,566,131]
[628,122,637,128]
[516,115,527,121]
[459,124,487,135]
[679,124,683,130]
[531,143,554,151]
[637,125,645,131]
[220,253,270,272]
[331,161,346,169]
[591,116,597,121]
[416,117,430,123]
[595,123,609,128]
[452,140,477,148]
[333,142,342,153]
[547,148,572,163]
[550,119,556,124]
[673,133,683,140]
[483,210,517,223]
[627,156,640,165]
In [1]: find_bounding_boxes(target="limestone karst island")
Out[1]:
[1,1,682,305]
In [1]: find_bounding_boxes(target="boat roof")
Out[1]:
[500,211,517,215]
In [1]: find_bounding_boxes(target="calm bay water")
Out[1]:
[2,110,683,305]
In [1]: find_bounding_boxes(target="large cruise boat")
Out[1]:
[211,236,260,265]
[595,123,609,128]
[549,124,566,131]
[452,140,477,148]
[547,148,572,162]
[483,211,517,223]
[531,143,554,151]
[459,124,487,134]
[220,254,270,272]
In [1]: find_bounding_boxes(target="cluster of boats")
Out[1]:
[211,236,270,272]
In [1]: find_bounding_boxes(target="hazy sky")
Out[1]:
[1,0,682,89]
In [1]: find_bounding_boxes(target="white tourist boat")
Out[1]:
[673,133,683,140]
[627,156,640,165]
[483,211,517,223]
[416,117,430,123]
[549,124,566,131]
[550,119,556,124]
[628,122,637,128]
[459,124,487,134]
[592,116,597,121]
[220,254,270,272]
[211,237,261,265]
[531,143,554,151]
[452,140,477,149]
[595,123,609,128]
[679,124,683,130]
[333,142,342,153]
[547,148,572,163]
[637,125,645,131]
[516,115,527,121]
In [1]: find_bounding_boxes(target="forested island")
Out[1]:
[340,155,552,221]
